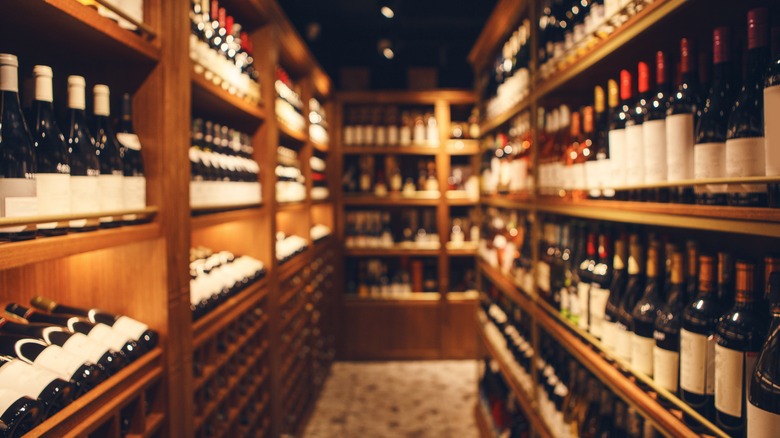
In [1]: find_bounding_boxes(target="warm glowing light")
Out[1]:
[382,47,395,59]
[381,6,395,18]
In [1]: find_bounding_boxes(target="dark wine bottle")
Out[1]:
[5,303,141,362]
[30,65,71,236]
[643,51,670,187]
[593,384,614,437]
[92,85,124,228]
[630,239,663,377]
[65,75,100,232]
[0,356,73,418]
[588,229,612,340]
[0,334,102,396]
[608,75,630,190]
[654,249,685,401]
[31,296,158,351]
[0,317,123,375]
[715,261,767,435]
[0,390,42,437]
[116,93,146,223]
[680,254,719,429]
[575,228,596,330]
[725,8,770,207]
[616,233,645,364]
[603,231,628,355]
[747,272,780,436]
[694,27,736,206]
[766,27,780,208]
[624,62,649,188]
[0,53,37,241]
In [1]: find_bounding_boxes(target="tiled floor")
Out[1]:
[302,361,479,438]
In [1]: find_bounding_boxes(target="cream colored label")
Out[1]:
[123,176,146,211]
[0,388,27,415]
[588,286,610,339]
[748,402,780,438]
[33,344,85,380]
[88,323,131,352]
[625,124,645,185]
[617,324,632,362]
[680,329,715,395]
[70,175,99,227]
[0,178,38,232]
[666,113,695,181]
[631,333,655,376]
[715,345,756,418]
[727,137,766,177]
[653,347,680,392]
[0,359,58,398]
[694,141,727,192]
[36,173,71,229]
[112,315,149,340]
[643,119,667,183]
[764,85,780,175]
[60,331,109,364]
[602,320,617,353]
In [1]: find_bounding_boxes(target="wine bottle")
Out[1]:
[574,229,596,330]
[0,334,103,396]
[654,249,685,401]
[591,85,610,199]
[616,233,645,364]
[593,384,614,437]
[666,38,702,203]
[0,317,123,375]
[748,272,780,437]
[31,296,158,351]
[609,75,631,191]
[625,62,648,188]
[766,27,780,208]
[630,239,663,377]
[65,75,100,232]
[726,8,770,207]
[5,304,141,362]
[644,51,670,190]
[589,229,612,340]
[603,231,628,354]
[695,27,736,206]
[715,261,767,435]
[680,254,719,428]
[0,356,73,418]
[30,65,71,236]
[116,93,146,223]
[92,84,124,227]
[0,53,37,241]
[0,389,42,437]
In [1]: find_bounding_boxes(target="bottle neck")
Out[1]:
[746,47,770,84]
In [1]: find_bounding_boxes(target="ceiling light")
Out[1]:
[380,6,394,18]
[382,47,395,59]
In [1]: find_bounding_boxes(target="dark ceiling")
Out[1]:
[279,0,497,90]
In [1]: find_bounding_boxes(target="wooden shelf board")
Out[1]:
[476,316,552,438]
[0,222,160,270]
[190,204,264,229]
[2,0,160,64]
[344,292,442,304]
[277,117,308,143]
[474,402,496,438]
[341,145,441,155]
[447,290,480,301]
[479,97,532,135]
[446,242,479,256]
[311,196,333,205]
[192,280,269,348]
[344,244,441,257]
[478,259,535,311]
[343,193,441,206]
[276,200,309,211]
[32,348,163,438]
[277,248,312,281]
[445,139,481,155]
[191,69,265,129]
[0,206,157,228]
[336,89,475,105]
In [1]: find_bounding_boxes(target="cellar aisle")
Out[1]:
[302,361,479,438]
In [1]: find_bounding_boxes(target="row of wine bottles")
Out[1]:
[189,246,266,321]
[310,224,332,244]
[0,297,157,437]
[342,156,440,196]
[344,209,440,248]
[310,153,329,201]
[481,112,533,195]
[276,233,308,264]
[538,8,780,208]
[308,97,329,146]
[342,105,440,147]
[189,0,261,104]
[189,118,261,208]
[276,146,305,203]
[482,19,531,123]
[345,257,437,296]
[0,54,147,241]
[478,357,530,438]
[275,66,305,133]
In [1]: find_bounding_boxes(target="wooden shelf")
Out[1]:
[445,139,481,155]
[446,191,480,205]
[336,89,475,105]
[192,279,269,348]
[31,348,164,437]
[481,192,535,209]
[191,69,265,130]
[476,316,552,438]
[311,139,329,152]
[277,117,308,143]
[0,222,160,270]
[475,402,496,438]
[446,241,479,255]
[478,259,535,308]
[190,204,264,229]
[479,97,532,135]
[342,145,440,155]
[343,193,441,206]
[447,290,480,301]
[2,0,160,64]
[344,292,442,303]
[276,200,309,211]
[311,196,333,205]
[344,244,441,257]
[277,247,313,281]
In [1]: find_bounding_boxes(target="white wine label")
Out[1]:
[560,287,570,317]
[653,346,680,392]
[576,282,590,330]
[536,262,551,293]
[726,137,766,177]
[715,345,757,418]
[60,331,109,364]
[413,125,426,144]
[123,176,146,211]
[609,129,628,187]
[694,142,727,180]
[765,86,780,176]
[112,315,149,341]
[602,320,616,353]
[0,178,37,233]
[115,133,141,151]
[98,174,125,217]
[36,173,71,229]
[70,175,99,227]
[589,285,610,338]
[387,127,399,145]
[748,402,780,438]
[87,323,132,352]
[643,119,668,183]
[0,388,28,416]
[33,344,86,380]
[625,124,645,185]
[631,333,655,376]
[0,359,59,399]
[680,329,715,395]
[666,113,695,181]
[617,324,632,362]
